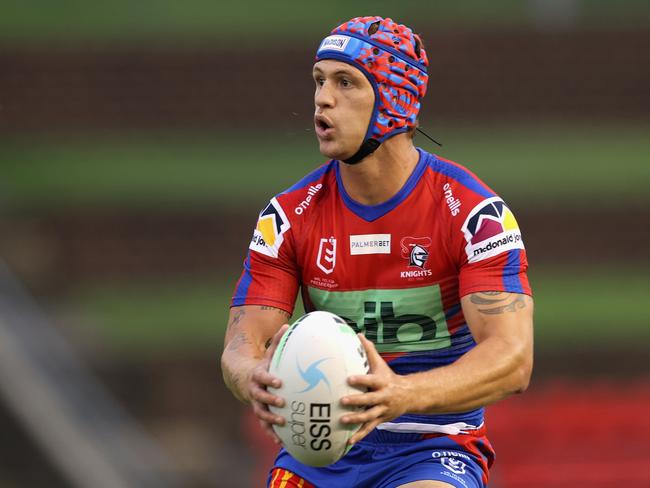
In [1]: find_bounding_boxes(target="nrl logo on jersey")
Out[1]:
[400,237,433,278]
[249,197,290,258]
[316,237,337,274]
[462,197,524,263]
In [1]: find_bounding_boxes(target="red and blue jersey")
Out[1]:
[232,148,531,431]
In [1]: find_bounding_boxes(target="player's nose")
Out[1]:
[315,81,335,109]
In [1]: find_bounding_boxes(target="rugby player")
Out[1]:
[222,16,534,488]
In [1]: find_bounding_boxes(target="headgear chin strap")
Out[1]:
[315,16,429,165]
[343,139,380,165]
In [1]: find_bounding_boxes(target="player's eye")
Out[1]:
[314,77,325,86]
[341,78,352,87]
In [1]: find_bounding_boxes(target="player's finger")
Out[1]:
[347,418,382,446]
[259,419,282,445]
[250,386,285,408]
[340,404,386,426]
[340,390,382,407]
[251,368,282,388]
[347,373,384,390]
[358,334,385,372]
[252,401,286,425]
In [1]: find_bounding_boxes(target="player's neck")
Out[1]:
[338,135,419,206]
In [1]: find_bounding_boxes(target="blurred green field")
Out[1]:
[4,124,650,210]
[62,265,650,356]
[2,0,647,42]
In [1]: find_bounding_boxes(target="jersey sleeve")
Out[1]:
[445,178,532,298]
[230,196,299,315]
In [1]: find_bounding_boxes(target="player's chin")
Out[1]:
[317,139,356,161]
[316,139,339,159]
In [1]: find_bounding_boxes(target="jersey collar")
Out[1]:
[335,148,428,222]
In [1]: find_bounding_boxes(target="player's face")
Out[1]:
[313,60,374,160]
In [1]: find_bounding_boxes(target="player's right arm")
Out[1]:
[224,194,302,440]
[221,305,290,442]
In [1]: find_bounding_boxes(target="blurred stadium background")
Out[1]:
[1,1,648,487]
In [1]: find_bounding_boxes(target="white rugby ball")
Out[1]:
[268,311,369,467]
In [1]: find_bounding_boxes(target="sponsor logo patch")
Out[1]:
[350,234,391,255]
[317,237,337,274]
[249,197,290,258]
[319,35,351,53]
[461,197,524,263]
[308,285,452,353]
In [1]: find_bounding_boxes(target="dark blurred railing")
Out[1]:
[1,30,649,134]
[0,260,182,488]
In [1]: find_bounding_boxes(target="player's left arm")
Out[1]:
[341,291,533,444]
[435,291,534,410]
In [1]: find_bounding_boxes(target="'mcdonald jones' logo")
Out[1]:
[317,237,337,274]
[250,198,290,258]
[461,197,524,263]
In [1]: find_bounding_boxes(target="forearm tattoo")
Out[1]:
[226,306,289,351]
[229,371,244,390]
[227,308,246,332]
[260,305,291,320]
[259,307,289,349]
[228,332,252,351]
[470,291,528,315]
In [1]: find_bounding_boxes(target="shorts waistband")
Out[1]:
[358,422,486,445]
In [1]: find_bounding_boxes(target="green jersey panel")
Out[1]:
[307,285,450,353]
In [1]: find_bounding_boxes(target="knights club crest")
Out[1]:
[400,236,431,269]
[316,237,337,274]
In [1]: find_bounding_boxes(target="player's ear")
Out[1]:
[408,120,419,139]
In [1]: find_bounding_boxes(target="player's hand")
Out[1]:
[340,334,410,445]
[248,323,289,444]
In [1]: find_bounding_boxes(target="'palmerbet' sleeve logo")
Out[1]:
[249,197,291,258]
[461,197,524,263]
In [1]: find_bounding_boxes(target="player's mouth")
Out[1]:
[314,115,335,138]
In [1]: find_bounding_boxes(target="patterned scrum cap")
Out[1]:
[315,16,429,144]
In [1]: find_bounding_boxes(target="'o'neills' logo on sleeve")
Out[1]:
[294,184,322,215]
[461,197,524,263]
[443,183,461,216]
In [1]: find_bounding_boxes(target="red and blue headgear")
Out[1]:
[315,16,429,164]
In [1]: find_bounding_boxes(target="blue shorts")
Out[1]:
[269,426,494,488]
